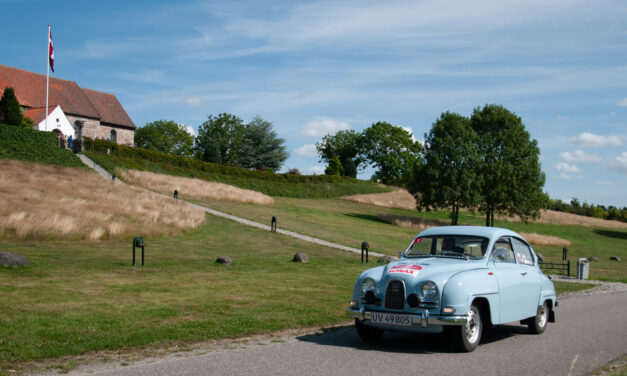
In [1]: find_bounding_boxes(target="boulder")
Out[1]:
[0,252,30,267]
[588,256,599,262]
[378,255,399,263]
[215,256,233,266]
[609,256,621,262]
[536,253,545,262]
[292,252,309,263]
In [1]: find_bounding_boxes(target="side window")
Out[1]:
[512,237,534,266]
[490,237,515,263]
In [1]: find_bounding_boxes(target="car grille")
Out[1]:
[385,280,405,310]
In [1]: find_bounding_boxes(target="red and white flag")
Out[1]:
[48,26,54,73]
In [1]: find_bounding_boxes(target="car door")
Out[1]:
[489,237,522,323]
[510,237,541,318]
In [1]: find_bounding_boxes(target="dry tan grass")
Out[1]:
[376,214,449,231]
[518,232,571,247]
[0,159,206,241]
[120,170,274,205]
[343,189,626,230]
[342,189,416,210]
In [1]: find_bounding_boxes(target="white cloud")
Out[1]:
[293,144,318,158]
[608,152,627,173]
[556,115,568,120]
[180,124,196,137]
[617,98,627,107]
[569,133,622,148]
[559,149,601,163]
[183,97,203,107]
[596,180,614,186]
[301,118,350,138]
[555,162,581,173]
[402,127,417,143]
[555,173,573,180]
[309,165,325,174]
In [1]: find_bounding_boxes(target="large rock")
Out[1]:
[609,256,621,262]
[292,252,309,263]
[215,256,233,266]
[588,256,599,262]
[378,255,399,263]
[0,252,30,267]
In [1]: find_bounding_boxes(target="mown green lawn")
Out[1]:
[191,196,627,282]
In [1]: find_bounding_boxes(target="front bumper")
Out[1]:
[347,306,468,328]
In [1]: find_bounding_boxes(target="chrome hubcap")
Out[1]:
[538,305,547,328]
[466,307,480,344]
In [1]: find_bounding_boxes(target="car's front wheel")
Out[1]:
[528,301,549,334]
[355,319,384,340]
[451,304,482,352]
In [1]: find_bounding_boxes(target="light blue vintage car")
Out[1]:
[347,226,557,352]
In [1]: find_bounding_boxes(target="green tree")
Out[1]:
[316,130,363,178]
[361,121,422,186]
[134,120,194,156]
[410,112,480,225]
[195,113,245,165]
[238,116,288,170]
[0,87,23,126]
[324,156,344,176]
[470,104,547,226]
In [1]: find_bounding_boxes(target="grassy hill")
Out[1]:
[82,139,391,198]
[0,124,84,167]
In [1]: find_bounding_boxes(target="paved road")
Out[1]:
[64,291,626,376]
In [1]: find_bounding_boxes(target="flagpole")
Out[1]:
[45,24,50,132]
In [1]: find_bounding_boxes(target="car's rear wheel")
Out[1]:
[355,319,384,340]
[528,301,549,334]
[451,304,482,352]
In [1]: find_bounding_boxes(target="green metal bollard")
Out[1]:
[133,236,145,266]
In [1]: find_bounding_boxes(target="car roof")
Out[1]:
[416,226,522,241]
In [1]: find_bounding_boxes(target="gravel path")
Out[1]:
[79,156,386,258]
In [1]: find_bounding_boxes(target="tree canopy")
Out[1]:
[238,116,288,170]
[361,121,422,186]
[195,113,245,165]
[410,112,480,225]
[0,87,23,126]
[470,104,547,226]
[316,130,363,178]
[134,120,194,157]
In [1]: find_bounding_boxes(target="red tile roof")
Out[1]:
[82,88,135,129]
[0,64,135,129]
[23,106,56,125]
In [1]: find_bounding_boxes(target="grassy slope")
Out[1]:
[193,197,627,282]
[0,124,84,167]
[0,214,368,372]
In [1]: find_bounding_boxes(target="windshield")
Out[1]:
[404,235,489,260]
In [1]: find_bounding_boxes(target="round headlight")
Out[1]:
[361,277,376,292]
[421,281,438,299]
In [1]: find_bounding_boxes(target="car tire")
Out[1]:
[451,303,482,352]
[528,301,548,334]
[355,319,384,340]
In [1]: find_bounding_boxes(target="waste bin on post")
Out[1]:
[577,257,589,280]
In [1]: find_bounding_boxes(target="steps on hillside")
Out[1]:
[78,154,115,181]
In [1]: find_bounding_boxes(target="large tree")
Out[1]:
[410,112,481,225]
[134,120,194,157]
[238,116,288,170]
[0,87,23,126]
[316,130,363,178]
[195,113,245,165]
[470,104,547,226]
[361,121,422,186]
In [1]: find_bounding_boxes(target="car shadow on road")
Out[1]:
[297,323,531,354]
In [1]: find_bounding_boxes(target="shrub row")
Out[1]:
[83,139,390,198]
[0,124,84,167]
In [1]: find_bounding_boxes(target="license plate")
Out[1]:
[370,312,412,326]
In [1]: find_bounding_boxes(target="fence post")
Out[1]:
[173,190,178,199]
[271,216,277,232]
[567,259,570,277]
[562,247,568,261]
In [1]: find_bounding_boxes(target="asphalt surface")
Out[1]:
[59,291,626,376]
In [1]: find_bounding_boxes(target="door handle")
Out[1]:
[521,271,528,276]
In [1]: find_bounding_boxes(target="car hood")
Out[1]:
[374,257,487,287]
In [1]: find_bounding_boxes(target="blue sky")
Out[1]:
[2,0,626,207]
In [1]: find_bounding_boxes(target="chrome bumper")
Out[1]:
[347,307,468,327]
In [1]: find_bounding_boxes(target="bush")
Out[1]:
[0,124,84,167]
